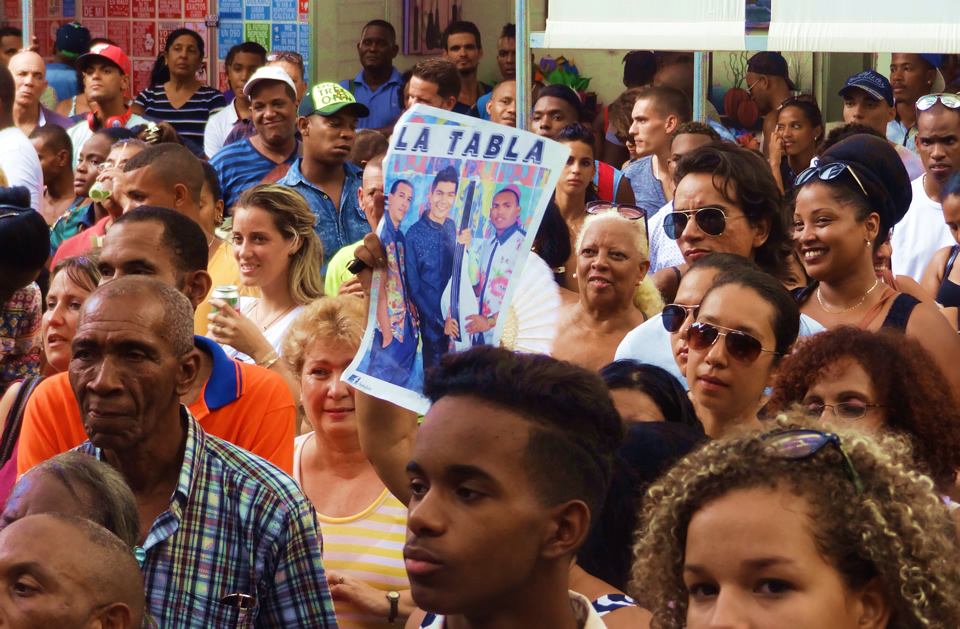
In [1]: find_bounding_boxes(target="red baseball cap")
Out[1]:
[76,43,130,76]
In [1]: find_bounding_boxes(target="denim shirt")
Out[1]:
[277,158,368,274]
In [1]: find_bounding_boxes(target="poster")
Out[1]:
[132,20,157,57]
[272,23,296,51]
[132,0,155,18]
[244,21,270,50]
[132,59,154,98]
[343,106,569,413]
[219,0,242,21]
[184,0,205,19]
[82,0,105,17]
[158,0,180,19]
[218,20,244,59]
[245,0,269,21]
[107,19,132,52]
[107,0,130,17]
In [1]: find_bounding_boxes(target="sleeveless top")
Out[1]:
[936,245,960,308]
[792,283,920,331]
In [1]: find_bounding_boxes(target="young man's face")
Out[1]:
[890,53,936,106]
[358,25,398,72]
[629,97,671,158]
[299,110,358,165]
[407,75,453,110]
[404,396,553,616]
[0,35,21,67]
[388,181,413,227]
[227,52,264,99]
[917,106,960,186]
[489,190,521,234]
[427,180,457,221]
[496,36,516,80]
[83,60,128,103]
[842,88,895,135]
[250,81,299,148]
[443,33,482,76]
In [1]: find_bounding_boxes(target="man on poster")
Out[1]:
[405,166,460,369]
[370,177,419,384]
[444,184,526,346]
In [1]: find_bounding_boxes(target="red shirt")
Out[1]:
[51,215,110,266]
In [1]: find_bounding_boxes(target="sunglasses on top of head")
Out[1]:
[916,93,960,111]
[585,200,649,237]
[687,321,780,363]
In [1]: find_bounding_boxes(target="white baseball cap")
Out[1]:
[243,65,297,98]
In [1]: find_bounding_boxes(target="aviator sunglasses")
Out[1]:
[663,206,746,240]
[762,429,864,495]
[661,303,698,333]
[687,322,780,363]
[794,162,869,197]
[916,93,960,112]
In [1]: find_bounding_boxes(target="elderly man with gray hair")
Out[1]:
[68,276,338,629]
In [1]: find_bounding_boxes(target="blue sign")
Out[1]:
[272,0,296,22]
[245,0,270,21]
[299,23,311,74]
[218,22,245,60]
[63,0,76,17]
[272,23,297,50]
[219,0,242,21]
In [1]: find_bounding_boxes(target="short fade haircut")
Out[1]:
[671,120,721,145]
[499,23,516,40]
[424,346,623,521]
[442,21,482,50]
[225,41,267,67]
[84,276,195,356]
[112,206,208,275]
[29,124,73,164]
[535,84,583,122]
[817,122,883,157]
[362,19,397,43]
[675,143,792,280]
[412,58,461,101]
[121,143,204,203]
[348,129,389,168]
[391,178,413,195]
[430,165,459,193]
[636,85,692,123]
[0,26,21,40]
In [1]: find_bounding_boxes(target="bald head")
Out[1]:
[9,51,46,110]
[0,513,144,629]
[487,80,517,127]
[83,276,194,356]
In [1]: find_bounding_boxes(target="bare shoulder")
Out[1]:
[0,382,23,431]
[600,604,653,629]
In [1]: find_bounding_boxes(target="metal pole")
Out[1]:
[516,0,529,132]
[21,0,32,45]
[694,52,710,122]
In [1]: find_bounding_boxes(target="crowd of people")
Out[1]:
[0,15,958,629]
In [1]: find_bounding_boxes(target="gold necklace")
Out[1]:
[817,278,880,314]
[255,301,296,331]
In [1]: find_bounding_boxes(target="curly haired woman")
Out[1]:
[629,414,960,629]
[768,326,960,498]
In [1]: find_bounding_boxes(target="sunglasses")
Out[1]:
[661,303,698,333]
[267,51,305,75]
[795,162,869,198]
[687,322,779,363]
[663,206,745,240]
[803,402,885,421]
[916,93,960,111]
[586,200,649,238]
[762,429,864,495]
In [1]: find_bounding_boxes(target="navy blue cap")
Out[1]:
[747,51,796,91]
[919,53,943,70]
[839,70,894,107]
[54,22,90,57]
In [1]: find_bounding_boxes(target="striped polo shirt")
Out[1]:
[209,138,300,211]
[294,433,410,628]
[133,84,226,147]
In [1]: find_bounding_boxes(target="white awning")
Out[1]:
[542,0,746,51]
[769,0,960,53]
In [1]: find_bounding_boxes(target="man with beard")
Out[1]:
[744,51,797,157]
[340,20,403,135]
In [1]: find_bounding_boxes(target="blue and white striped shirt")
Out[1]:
[134,84,226,147]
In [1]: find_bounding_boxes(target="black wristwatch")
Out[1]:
[386,590,400,623]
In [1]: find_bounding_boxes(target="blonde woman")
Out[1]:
[553,206,663,370]
[208,184,324,416]
[630,413,960,628]
[282,297,414,628]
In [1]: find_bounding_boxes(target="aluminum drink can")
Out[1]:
[211,285,240,313]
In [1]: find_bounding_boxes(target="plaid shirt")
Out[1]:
[76,407,338,629]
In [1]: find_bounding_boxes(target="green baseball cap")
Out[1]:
[298,82,370,118]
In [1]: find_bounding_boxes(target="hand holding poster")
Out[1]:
[343,105,570,413]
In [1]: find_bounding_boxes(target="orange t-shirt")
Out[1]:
[17,336,295,476]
